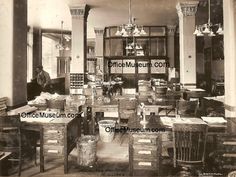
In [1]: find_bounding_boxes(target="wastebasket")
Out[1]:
[98,120,116,142]
[77,135,97,166]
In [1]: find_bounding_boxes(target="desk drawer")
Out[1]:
[44,137,64,145]
[133,160,158,170]
[43,126,64,135]
[133,146,158,161]
[132,134,158,146]
[44,145,64,156]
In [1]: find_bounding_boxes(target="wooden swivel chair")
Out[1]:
[176,100,199,117]
[0,115,22,176]
[173,123,208,176]
[118,98,136,126]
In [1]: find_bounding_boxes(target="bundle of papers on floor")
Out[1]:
[0,97,7,116]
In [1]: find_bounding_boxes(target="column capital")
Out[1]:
[69,4,90,19]
[94,27,104,37]
[167,25,176,36]
[176,1,199,17]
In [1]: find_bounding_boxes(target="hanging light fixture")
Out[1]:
[193,0,223,37]
[115,0,146,55]
[56,21,70,51]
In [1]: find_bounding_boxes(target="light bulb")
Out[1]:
[133,26,140,35]
[140,27,147,35]
[196,30,204,36]
[135,45,140,50]
[121,27,126,34]
[193,26,199,35]
[216,24,223,35]
[115,30,121,36]
[122,31,129,37]
[203,26,210,34]
[208,29,215,37]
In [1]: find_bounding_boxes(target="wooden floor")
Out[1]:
[7,133,131,177]
[6,133,177,177]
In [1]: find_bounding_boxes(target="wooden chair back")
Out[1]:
[176,100,198,116]
[173,123,208,168]
[0,115,22,176]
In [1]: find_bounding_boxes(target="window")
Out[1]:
[42,36,59,79]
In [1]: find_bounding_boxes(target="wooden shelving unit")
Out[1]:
[104,26,168,88]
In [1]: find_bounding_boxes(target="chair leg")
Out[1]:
[120,131,126,145]
[18,153,22,176]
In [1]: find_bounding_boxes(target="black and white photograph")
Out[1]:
[0,0,236,176]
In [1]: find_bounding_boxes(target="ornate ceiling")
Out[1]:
[28,0,223,38]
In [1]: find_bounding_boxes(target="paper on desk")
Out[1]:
[201,117,227,124]
[20,117,54,123]
[8,105,37,115]
[160,116,206,127]
[160,116,175,127]
[104,112,119,118]
[187,88,205,92]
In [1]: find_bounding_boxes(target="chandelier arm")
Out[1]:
[60,21,64,45]
[129,0,131,24]
[208,0,211,25]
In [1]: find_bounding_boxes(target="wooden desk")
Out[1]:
[21,112,82,174]
[183,89,208,100]
[201,96,225,116]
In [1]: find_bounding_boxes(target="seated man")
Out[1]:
[36,66,52,93]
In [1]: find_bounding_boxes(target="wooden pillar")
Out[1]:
[0,0,28,108]
[223,0,236,133]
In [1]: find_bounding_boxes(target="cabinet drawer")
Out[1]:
[133,160,158,171]
[43,145,64,156]
[132,134,158,146]
[133,146,158,161]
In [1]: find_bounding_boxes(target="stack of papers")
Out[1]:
[201,117,227,124]
[160,116,206,127]
[187,88,205,92]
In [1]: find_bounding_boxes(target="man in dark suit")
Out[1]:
[36,66,52,93]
